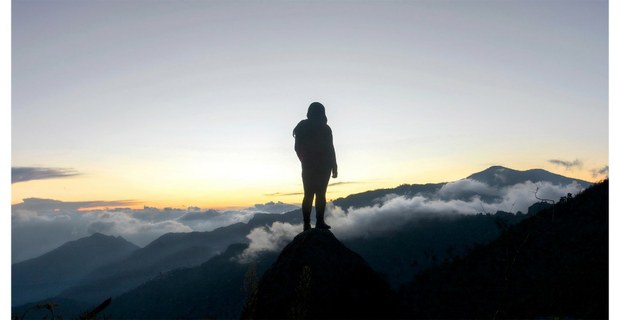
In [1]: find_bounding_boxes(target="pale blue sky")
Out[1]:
[11,0,609,207]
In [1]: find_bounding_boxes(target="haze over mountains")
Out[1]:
[12,233,138,305]
[12,166,596,318]
[12,199,299,262]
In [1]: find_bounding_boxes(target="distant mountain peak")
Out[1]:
[466,166,591,188]
[486,165,511,171]
[65,233,136,249]
[88,232,109,239]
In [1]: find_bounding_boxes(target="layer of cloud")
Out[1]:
[247,201,300,214]
[436,179,499,200]
[175,202,301,232]
[329,181,363,187]
[237,222,299,262]
[12,176,586,264]
[12,206,193,262]
[548,159,583,171]
[264,192,304,197]
[83,210,192,237]
[11,199,299,262]
[14,198,138,212]
[239,179,586,260]
[12,167,80,183]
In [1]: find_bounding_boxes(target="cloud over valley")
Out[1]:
[11,200,299,262]
[238,179,587,259]
[12,174,588,265]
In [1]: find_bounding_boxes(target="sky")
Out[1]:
[3,1,618,315]
[11,0,609,210]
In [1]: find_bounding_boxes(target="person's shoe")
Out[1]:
[315,221,331,230]
[303,223,312,231]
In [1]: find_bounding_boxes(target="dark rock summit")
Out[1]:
[242,229,397,319]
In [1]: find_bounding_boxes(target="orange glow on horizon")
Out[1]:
[11,159,605,211]
[75,205,145,212]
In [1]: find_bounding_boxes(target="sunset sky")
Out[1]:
[11,0,608,210]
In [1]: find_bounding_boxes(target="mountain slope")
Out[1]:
[57,210,302,304]
[57,223,249,304]
[105,244,278,320]
[344,210,530,287]
[12,233,139,306]
[399,180,608,319]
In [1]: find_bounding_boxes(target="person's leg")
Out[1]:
[315,170,331,229]
[302,193,314,231]
[301,170,314,231]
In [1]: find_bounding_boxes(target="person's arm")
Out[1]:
[294,122,305,162]
[328,127,338,178]
[295,143,304,162]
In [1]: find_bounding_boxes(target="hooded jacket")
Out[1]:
[293,119,337,171]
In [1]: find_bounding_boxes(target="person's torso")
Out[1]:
[295,120,333,167]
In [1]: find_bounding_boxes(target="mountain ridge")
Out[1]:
[466,165,591,187]
[54,210,303,305]
[332,166,590,210]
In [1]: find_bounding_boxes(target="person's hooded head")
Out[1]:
[307,102,327,124]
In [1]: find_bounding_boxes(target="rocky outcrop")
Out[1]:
[242,229,397,319]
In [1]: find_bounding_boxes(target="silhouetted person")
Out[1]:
[293,102,338,231]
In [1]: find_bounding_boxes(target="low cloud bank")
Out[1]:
[238,180,585,260]
[237,222,299,262]
[11,200,299,262]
